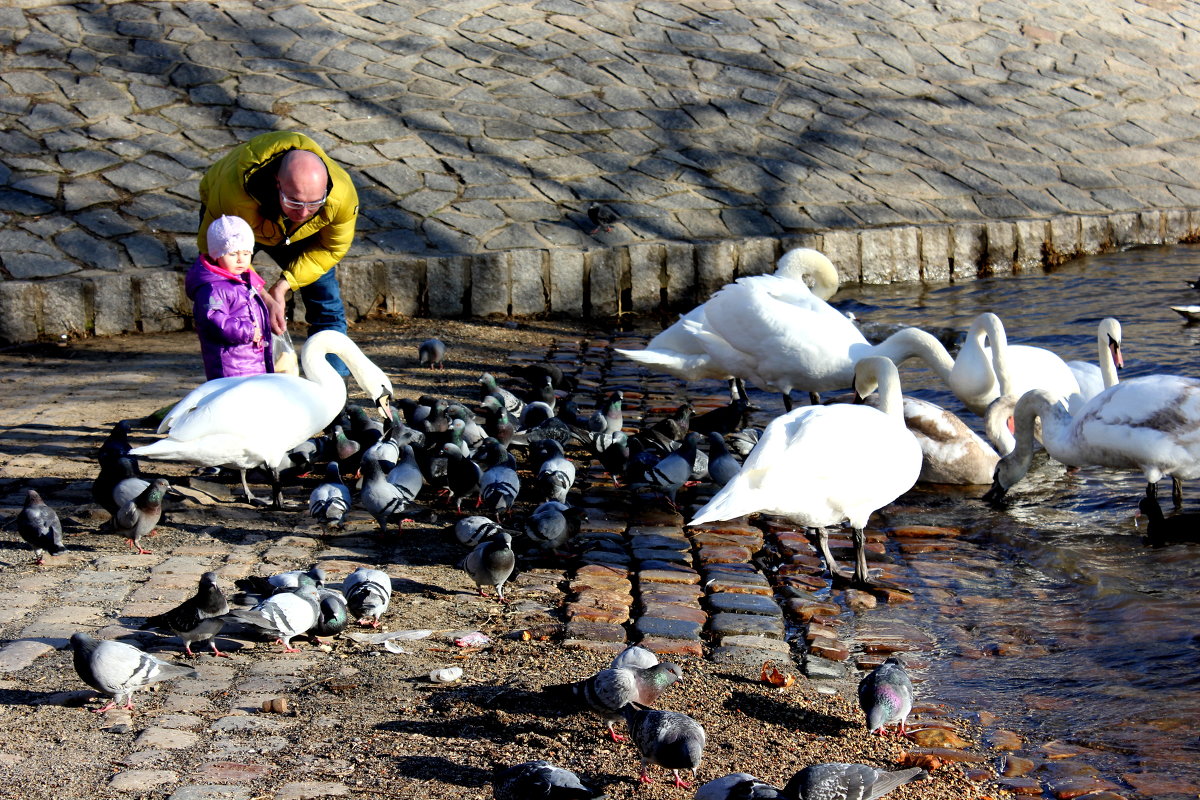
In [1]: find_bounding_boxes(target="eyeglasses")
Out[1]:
[278,188,326,211]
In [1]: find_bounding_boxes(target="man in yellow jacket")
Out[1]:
[198,131,359,373]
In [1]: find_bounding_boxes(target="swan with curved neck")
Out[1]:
[132,330,393,507]
[956,312,1081,417]
[982,375,1200,505]
[689,356,921,588]
[615,248,840,401]
[1066,317,1123,406]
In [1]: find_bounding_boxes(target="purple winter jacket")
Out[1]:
[185,255,274,381]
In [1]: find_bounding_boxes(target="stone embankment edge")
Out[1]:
[2,208,1197,344]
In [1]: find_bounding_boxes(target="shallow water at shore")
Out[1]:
[827,243,1200,796]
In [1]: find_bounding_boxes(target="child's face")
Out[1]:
[216,250,253,274]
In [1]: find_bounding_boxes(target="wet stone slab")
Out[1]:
[708,611,785,639]
[705,592,783,616]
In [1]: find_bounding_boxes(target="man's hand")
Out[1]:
[265,280,290,335]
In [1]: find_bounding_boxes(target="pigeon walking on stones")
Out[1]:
[476,438,521,516]
[695,774,786,800]
[342,566,392,628]
[705,432,741,488]
[418,338,447,369]
[492,760,606,800]
[114,477,169,555]
[453,515,510,549]
[142,571,230,657]
[311,588,350,638]
[544,662,683,742]
[309,461,351,530]
[858,656,914,736]
[587,203,618,234]
[93,454,145,518]
[234,566,325,600]
[70,632,199,713]
[16,489,66,565]
[621,703,706,788]
[782,763,926,800]
[226,585,320,652]
[461,529,517,602]
[532,439,576,504]
[643,431,702,509]
[97,419,135,466]
[360,456,413,534]
[610,644,659,670]
[522,501,586,553]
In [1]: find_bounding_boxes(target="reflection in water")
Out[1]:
[737,244,1200,795]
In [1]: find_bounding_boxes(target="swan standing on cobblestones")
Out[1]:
[616,248,841,402]
[131,330,392,508]
[690,357,921,589]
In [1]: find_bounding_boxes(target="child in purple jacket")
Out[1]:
[186,215,274,380]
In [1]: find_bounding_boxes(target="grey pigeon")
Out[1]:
[97,419,135,466]
[696,774,786,800]
[342,566,392,628]
[643,431,702,508]
[706,432,741,488]
[311,587,349,638]
[227,585,320,652]
[587,203,618,234]
[418,337,447,369]
[480,373,525,418]
[92,455,143,516]
[16,489,65,565]
[533,439,576,504]
[453,515,508,549]
[234,565,325,599]
[114,477,169,554]
[309,461,351,529]
[519,399,555,430]
[493,760,606,800]
[782,763,926,800]
[544,662,683,742]
[142,571,230,657]
[461,529,517,602]
[725,428,761,458]
[621,704,706,788]
[385,444,424,503]
[593,390,624,434]
[522,501,586,553]
[476,438,520,516]
[360,455,412,534]
[610,644,659,671]
[858,656,914,735]
[70,632,199,713]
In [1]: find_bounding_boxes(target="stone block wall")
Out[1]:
[2,209,1198,344]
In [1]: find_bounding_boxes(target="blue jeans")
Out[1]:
[299,267,350,376]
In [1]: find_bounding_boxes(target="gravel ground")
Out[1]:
[0,316,994,800]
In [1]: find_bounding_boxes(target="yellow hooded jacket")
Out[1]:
[198,132,359,291]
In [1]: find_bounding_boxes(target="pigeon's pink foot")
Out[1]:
[93,700,118,713]
[638,770,653,784]
[672,772,692,789]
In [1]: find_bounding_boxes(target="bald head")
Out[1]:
[277,149,329,221]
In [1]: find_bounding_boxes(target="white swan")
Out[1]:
[689,356,921,588]
[131,330,393,507]
[983,376,1200,505]
[1066,317,1123,405]
[615,248,840,401]
[948,312,1081,417]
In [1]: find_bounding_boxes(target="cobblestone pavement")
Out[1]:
[2,1,1200,340]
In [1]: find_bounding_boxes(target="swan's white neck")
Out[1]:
[1097,318,1122,389]
[774,248,840,301]
[871,328,955,385]
[854,356,906,420]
